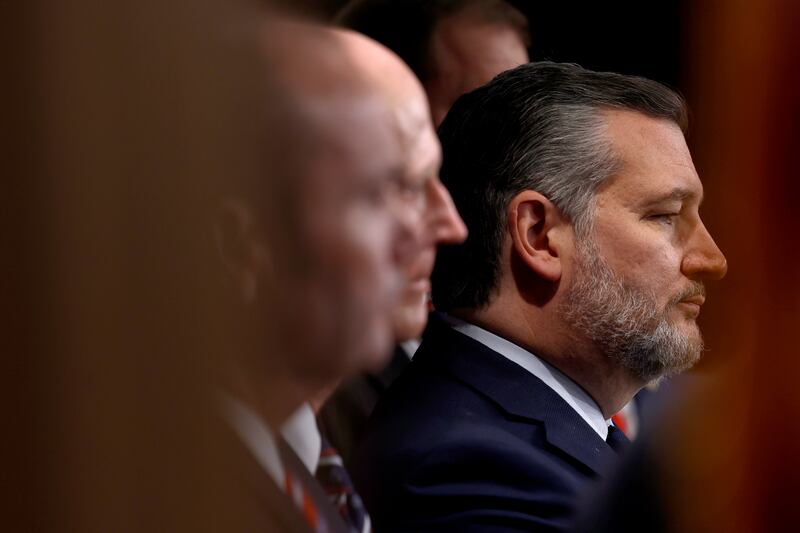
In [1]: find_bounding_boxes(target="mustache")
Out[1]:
[670,281,706,305]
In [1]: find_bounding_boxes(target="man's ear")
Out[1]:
[507,190,570,282]
[214,198,270,304]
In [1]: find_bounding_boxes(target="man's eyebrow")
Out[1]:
[639,187,703,208]
[404,158,441,188]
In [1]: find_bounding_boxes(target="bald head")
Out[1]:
[284,23,467,346]
[260,20,425,109]
[337,29,430,113]
[304,26,468,344]
[260,21,433,163]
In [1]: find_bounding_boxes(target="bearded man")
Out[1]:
[350,61,727,532]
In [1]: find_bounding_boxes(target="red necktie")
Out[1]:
[611,412,629,437]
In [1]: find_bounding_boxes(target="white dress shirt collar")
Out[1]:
[280,402,321,474]
[399,339,421,360]
[441,314,611,440]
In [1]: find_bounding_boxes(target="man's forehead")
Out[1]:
[404,124,442,179]
[602,109,688,159]
[598,109,703,202]
[263,22,398,106]
[344,33,439,182]
[600,160,704,202]
[307,95,402,167]
[393,95,439,161]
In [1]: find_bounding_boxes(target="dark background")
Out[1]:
[282,0,684,89]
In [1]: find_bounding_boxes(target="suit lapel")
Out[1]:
[416,316,617,477]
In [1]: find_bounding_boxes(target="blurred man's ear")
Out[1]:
[507,190,571,283]
[214,198,270,304]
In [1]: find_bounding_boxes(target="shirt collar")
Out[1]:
[280,402,321,474]
[441,314,611,440]
[399,339,421,360]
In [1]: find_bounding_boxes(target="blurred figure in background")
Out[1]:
[318,0,526,468]
[336,0,530,126]
[2,0,279,530]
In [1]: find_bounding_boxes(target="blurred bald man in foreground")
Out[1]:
[322,0,536,468]
[213,14,449,532]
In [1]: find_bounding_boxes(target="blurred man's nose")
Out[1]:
[425,179,467,245]
[682,221,728,281]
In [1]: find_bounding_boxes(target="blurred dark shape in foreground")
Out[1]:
[2,0,279,530]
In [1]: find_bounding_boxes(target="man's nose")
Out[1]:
[682,221,728,281]
[424,179,467,246]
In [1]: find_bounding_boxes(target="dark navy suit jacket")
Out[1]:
[318,345,410,469]
[351,316,624,532]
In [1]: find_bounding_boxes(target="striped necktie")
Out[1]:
[283,468,329,532]
[278,437,339,533]
[315,437,371,533]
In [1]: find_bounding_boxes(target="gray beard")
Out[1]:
[559,237,705,383]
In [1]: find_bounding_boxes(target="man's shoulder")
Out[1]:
[365,316,578,435]
[355,350,592,484]
[351,318,614,531]
[352,409,586,532]
[361,323,512,436]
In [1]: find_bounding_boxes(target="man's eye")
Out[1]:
[648,213,678,225]
[392,179,424,202]
[406,187,426,205]
[363,182,389,205]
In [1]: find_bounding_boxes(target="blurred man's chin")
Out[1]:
[355,322,396,374]
[392,302,428,343]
